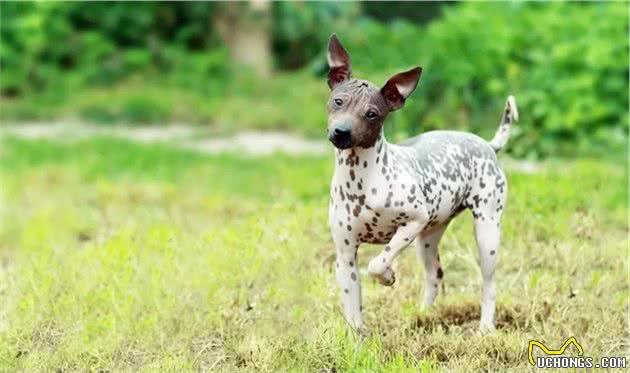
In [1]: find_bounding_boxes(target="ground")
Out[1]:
[0,134,627,372]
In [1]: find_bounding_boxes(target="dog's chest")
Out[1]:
[329,160,424,244]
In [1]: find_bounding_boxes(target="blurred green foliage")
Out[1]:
[1,2,627,158]
[332,2,629,158]
[0,2,223,94]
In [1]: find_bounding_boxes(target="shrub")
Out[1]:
[422,2,628,158]
[332,2,628,158]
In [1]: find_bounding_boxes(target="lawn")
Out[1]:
[0,136,627,372]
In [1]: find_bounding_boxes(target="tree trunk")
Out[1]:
[214,0,272,78]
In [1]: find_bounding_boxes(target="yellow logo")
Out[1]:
[528,337,584,366]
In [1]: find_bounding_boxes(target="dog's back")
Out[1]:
[390,130,506,230]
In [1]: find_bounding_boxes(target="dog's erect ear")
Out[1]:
[327,34,352,89]
[381,67,422,111]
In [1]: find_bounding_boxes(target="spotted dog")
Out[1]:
[326,34,518,333]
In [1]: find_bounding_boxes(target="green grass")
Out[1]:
[0,136,627,372]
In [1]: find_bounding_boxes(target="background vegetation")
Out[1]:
[1,2,628,158]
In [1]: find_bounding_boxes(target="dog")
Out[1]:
[325,34,518,333]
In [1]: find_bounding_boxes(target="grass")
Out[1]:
[0,136,627,372]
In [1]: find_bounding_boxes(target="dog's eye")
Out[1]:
[365,111,378,120]
[334,98,343,106]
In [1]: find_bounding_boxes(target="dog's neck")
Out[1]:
[333,134,389,182]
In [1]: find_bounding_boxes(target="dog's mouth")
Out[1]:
[328,136,353,150]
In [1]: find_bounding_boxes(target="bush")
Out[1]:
[421,2,628,158]
[330,3,628,158]
[0,2,223,94]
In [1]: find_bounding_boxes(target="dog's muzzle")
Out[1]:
[329,125,352,149]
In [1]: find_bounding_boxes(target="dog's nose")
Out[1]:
[334,126,351,137]
[329,124,352,149]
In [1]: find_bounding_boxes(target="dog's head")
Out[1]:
[326,34,422,150]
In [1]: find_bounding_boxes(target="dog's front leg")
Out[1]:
[367,221,424,286]
[334,238,363,332]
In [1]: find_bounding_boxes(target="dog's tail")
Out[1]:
[488,95,518,153]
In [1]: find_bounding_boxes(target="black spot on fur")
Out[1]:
[385,191,394,208]
[358,195,366,205]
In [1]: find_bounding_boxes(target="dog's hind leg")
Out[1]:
[469,164,507,331]
[415,224,448,308]
[474,215,501,331]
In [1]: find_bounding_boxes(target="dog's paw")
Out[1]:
[369,267,396,286]
[479,321,496,334]
[367,256,396,286]
[379,267,396,286]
